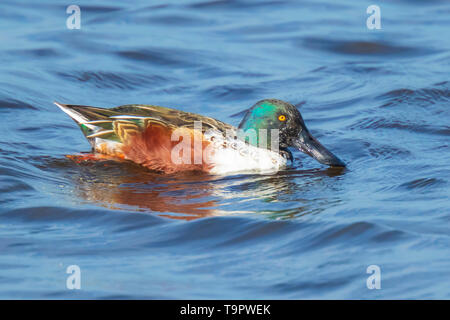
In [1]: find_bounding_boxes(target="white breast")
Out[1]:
[206,135,287,175]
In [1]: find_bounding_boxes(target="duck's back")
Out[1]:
[57,102,286,174]
[56,102,238,173]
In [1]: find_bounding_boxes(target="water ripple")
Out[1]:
[57,71,172,90]
[301,38,433,57]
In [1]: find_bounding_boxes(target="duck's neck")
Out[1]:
[235,127,285,154]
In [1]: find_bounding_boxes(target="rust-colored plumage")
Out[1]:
[122,122,212,173]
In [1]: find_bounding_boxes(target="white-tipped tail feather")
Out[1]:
[54,102,95,129]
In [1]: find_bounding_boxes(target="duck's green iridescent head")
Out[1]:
[238,99,345,167]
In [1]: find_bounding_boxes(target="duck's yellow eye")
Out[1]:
[278,115,286,121]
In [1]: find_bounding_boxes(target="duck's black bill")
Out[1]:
[292,130,346,167]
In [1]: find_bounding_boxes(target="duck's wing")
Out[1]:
[55,102,235,146]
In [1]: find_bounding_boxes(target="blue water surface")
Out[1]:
[0,0,449,299]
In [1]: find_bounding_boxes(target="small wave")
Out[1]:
[301,38,432,57]
[117,48,200,68]
[399,177,446,191]
[282,221,411,255]
[7,48,61,58]
[0,206,166,227]
[377,86,450,109]
[0,178,34,194]
[136,14,212,27]
[0,99,37,111]
[78,5,123,13]
[189,0,288,10]
[366,144,411,160]
[57,71,171,90]
[202,84,259,100]
[348,116,449,136]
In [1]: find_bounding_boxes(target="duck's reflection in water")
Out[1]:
[69,160,220,220]
[68,159,346,221]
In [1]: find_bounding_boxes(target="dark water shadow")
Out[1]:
[300,38,436,57]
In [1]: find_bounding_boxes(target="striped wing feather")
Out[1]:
[57,103,234,144]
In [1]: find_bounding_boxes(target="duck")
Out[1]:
[55,99,345,175]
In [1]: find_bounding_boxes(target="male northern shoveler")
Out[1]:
[56,99,345,174]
